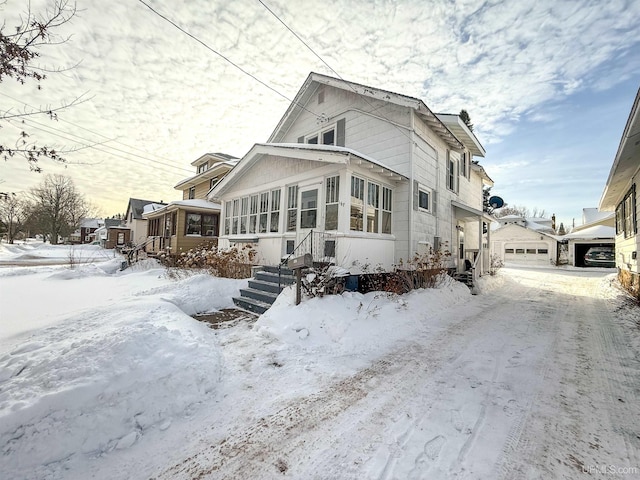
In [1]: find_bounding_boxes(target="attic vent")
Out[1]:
[318,87,325,105]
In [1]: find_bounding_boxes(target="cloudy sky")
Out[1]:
[2,0,639,229]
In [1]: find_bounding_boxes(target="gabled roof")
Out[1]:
[493,222,562,241]
[209,143,408,200]
[190,152,239,167]
[599,87,640,210]
[267,72,464,152]
[126,198,166,220]
[143,199,222,218]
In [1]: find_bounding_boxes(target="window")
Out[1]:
[249,195,258,234]
[306,126,336,146]
[325,176,339,230]
[300,189,318,228]
[188,186,195,199]
[382,187,392,234]
[538,248,548,254]
[203,214,217,236]
[270,189,281,232]
[417,183,431,212]
[259,193,269,233]
[186,212,218,236]
[210,176,219,189]
[367,182,380,233]
[224,201,231,235]
[287,186,298,232]
[350,176,365,231]
[617,184,637,238]
[240,197,248,234]
[516,248,525,254]
[526,248,536,254]
[171,212,177,236]
[460,152,470,180]
[505,248,514,254]
[446,151,457,192]
[232,199,239,234]
[197,163,208,173]
[186,213,202,235]
[286,240,295,255]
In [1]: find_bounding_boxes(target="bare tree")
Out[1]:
[0,192,27,243]
[1,0,80,171]
[28,173,89,244]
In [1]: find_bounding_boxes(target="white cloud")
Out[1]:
[1,0,638,218]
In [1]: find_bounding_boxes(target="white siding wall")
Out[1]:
[281,85,413,177]
[615,170,639,274]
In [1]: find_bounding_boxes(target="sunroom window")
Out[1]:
[350,176,365,231]
[325,176,339,230]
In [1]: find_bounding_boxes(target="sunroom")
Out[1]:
[209,144,407,271]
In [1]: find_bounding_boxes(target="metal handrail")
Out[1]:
[278,230,314,289]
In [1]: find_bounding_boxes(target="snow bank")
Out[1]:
[255,279,471,369]
[0,268,246,479]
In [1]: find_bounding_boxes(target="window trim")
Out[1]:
[417,184,432,213]
[305,124,337,146]
[325,175,340,231]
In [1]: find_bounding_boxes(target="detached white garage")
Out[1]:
[491,223,559,267]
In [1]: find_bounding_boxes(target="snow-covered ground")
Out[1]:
[1,242,639,479]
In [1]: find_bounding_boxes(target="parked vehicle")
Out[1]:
[584,246,615,268]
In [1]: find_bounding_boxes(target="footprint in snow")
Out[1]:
[408,435,446,479]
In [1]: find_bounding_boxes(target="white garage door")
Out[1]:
[504,243,550,266]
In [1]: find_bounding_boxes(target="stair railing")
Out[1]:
[277,230,338,290]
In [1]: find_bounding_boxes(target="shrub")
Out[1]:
[161,243,257,279]
[489,254,504,276]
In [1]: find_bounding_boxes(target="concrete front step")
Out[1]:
[255,270,295,286]
[233,296,272,315]
[248,278,288,294]
[238,287,279,305]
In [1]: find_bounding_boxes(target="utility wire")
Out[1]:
[0,92,192,170]
[137,0,320,120]
[20,117,193,173]
[256,0,420,146]
[7,118,193,178]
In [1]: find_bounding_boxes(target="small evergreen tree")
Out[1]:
[459,109,474,132]
[558,223,566,235]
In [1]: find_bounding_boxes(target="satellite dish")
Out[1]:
[489,196,504,209]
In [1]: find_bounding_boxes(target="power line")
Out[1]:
[19,117,193,173]
[0,91,185,166]
[256,0,418,145]
[6,117,193,178]
[137,0,320,120]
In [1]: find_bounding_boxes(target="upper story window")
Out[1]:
[446,151,458,193]
[197,163,208,173]
[188,186,195,199]
[460,152,470,180]
[210,176,219,189]
[306,125,336,146]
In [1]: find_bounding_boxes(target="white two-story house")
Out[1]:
[209,72,493,274]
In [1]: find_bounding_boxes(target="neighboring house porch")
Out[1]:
[142,199,221,256]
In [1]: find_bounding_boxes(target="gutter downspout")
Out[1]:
[409,116,415,262]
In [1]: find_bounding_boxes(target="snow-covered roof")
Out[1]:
[209,143,408,200]
[143,199,222,217]
[80,218,102,229]
[268,72,465,152]
[142,203,170,215]
[582,208,613,224]
[563,225,615,240]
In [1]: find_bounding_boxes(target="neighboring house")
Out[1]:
[69,218,104,244]
[491,221,560,266]
[599,87,640,297]
[125,198,166,246]
[209,72,494,274]
[143,153,237,256]
[93,219,126,247]
[563,208,615,267]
